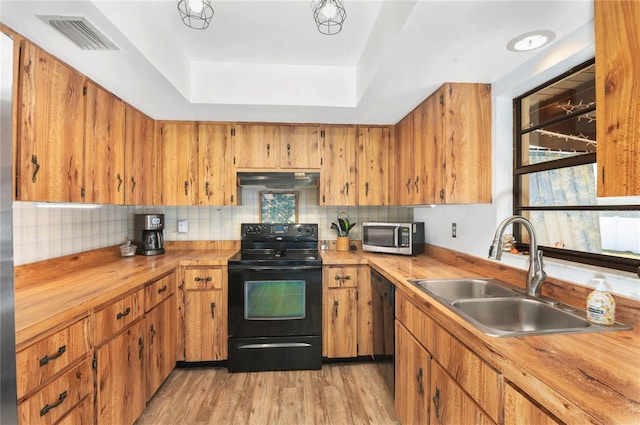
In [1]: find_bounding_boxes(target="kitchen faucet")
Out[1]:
[488,216,547,298]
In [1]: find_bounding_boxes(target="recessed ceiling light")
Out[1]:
[507,30,556,52]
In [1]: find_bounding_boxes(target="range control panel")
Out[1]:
[241,223,318,240]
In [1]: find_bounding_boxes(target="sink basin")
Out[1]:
[408,278,520,302]
[450,298,595,337]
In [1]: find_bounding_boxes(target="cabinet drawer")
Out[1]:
[94,289,144,345]
[145,272,175,312]
[18,357,93,425]
[324,266,358,288]
[16,317,91,400]
[184,267,224,290]
[432,322,502,423]
[395,292,435,353]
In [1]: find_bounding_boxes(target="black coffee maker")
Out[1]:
[133,214,165,256]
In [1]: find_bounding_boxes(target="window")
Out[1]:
[513,59,640,273]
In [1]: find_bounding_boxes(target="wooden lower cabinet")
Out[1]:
[394,321,431,425]
[504,383,561,425]
[184,289,227,361]
[430,361,494,425]
[95,319,146,425]
[145,294,177,400]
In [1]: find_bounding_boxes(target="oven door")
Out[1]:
[228,265,322,338]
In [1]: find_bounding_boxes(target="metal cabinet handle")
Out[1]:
[157,285,168,294]
[440,189,445,199]
[205,182,211,198]
[267,143,271,157]
[406,178,412,194]
[416,367,424,394]
[117,173,123,192]
[194,277,213,282]
[334,275,351,281]
[31,155,40,183]
[40,391,67,417]
[210,302,216,319]
[130,177,136,194]
[432,387,441,418]
[333,300,339,318]
[116,307,131,320]
[365,182,369,197]
[184,181,189,196]
[150,324,156,345]
[414,176,419,193]
[344,182,350,196]
[39,345,66,367]
[287,143,291,157]
[138,337,144,360]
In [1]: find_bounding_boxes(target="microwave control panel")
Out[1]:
[399,227,410,247]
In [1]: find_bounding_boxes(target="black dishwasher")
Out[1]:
[371,269,395,395]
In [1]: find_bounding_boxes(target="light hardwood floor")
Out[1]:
[136,362,399,425]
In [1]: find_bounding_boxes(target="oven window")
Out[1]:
[244,280,305,320]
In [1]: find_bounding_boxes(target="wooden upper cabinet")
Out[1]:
[199,123,238,206]
[434,83,492,204]
[394,115,415,205]
[16,40,85,202]
[157,121,199,206]
[413,97,436,205]
[84,81,125,205]
[233,124,280,169]
[125,105,155,206]
[320,126,357,205]
[595,0,640,197]
[357,126,391,206]
[279,125,321,169]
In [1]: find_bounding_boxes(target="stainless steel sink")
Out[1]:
[407,278,520,302]
[451,298,595,337]
[407,278,631,337]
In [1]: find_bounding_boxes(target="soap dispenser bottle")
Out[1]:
[586,278,616,325]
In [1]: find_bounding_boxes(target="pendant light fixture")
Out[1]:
[177,0,214,30]
[312,0,346,35]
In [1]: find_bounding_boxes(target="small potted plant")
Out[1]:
[331,212,356,251]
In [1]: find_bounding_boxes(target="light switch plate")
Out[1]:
[178,219,189,233]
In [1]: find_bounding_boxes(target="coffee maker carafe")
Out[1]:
[134,214,165,256]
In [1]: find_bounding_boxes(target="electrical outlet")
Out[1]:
[178,219,189,233]
[452,223,457,238]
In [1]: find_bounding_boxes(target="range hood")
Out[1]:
[236,172,320,188]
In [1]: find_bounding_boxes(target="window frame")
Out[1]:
[513,58,640,274]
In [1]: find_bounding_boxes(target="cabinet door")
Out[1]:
[17,40,85,202]
[199,123,238,205]
[357,126,391,205]
[595,0,640,197]
[414,96,437,204]
[435,83,492,204]
[504,382,561,425]
[157,121,199,205]
[96,320,146,425]
[394,115,415,205]
[356,266,373,357]
[146,295,177,400]
[84,81,125,204]
[124,105,155,205]
[184,290,227,361]
[394,321,430,425]
[430,361,494,425]
[320,126,357,205]
[323,287,357,358]
[279,125,322,169]
[233,124,280,169]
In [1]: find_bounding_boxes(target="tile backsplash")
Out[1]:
[13,188,412,265]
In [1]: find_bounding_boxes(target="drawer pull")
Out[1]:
[31,155,40,183]
[334,300,339,318]
[116,307,131,320]
[210,302,216,319]
[138,337,144,360]
[40,391,67,416]
[150,324,156,345]
[416,367,424,395]
[157,285,168,294]
[432,387,441,419]
[334,275,351,281]
[194,277,212,282]
[39,345,67,367]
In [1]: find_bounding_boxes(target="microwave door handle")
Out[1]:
[394,227,400,247]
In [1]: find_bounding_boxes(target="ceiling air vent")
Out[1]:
[38,15,119,51]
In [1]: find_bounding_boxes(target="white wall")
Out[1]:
[414,21,640,301]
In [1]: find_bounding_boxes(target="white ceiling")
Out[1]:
[0,0,594,124]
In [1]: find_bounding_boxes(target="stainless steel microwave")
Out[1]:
[362,222,425,256]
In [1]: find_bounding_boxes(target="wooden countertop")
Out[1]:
[15,247,639,424]
[322,249,640,425]
[14,249,237,348]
